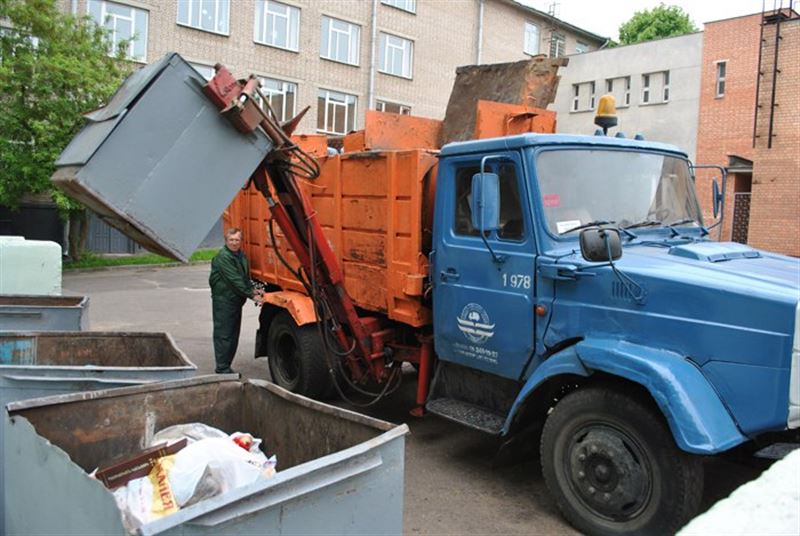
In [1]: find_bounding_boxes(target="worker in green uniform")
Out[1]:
[209,228,263,373]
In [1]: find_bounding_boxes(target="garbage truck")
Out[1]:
[52,52,800,535]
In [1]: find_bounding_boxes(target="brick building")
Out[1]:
[57,0,604,135]
[696,9,800,256]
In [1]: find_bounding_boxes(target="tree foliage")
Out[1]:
[618,4,698,45]
[0,0,131,212]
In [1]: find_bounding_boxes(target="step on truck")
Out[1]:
[53,52,800,535]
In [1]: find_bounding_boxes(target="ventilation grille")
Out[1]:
[611,281,633,301]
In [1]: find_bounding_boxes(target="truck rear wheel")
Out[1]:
[540,387,703,535]
[267,311,333,399]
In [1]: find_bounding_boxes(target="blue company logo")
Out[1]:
[456,303,495,344]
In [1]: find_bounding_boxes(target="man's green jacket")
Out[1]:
[209,246,253,304]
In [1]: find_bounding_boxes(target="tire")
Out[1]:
[540,387,703,536]
[266,311,333,399]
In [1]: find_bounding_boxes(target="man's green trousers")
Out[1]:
[212,296,244,373]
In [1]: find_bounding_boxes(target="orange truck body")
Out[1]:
[224,103,556,328]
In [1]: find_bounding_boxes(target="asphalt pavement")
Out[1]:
[63,262,765,535]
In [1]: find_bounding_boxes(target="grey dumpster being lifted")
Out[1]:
[0,295,90,332]
[5,375,408,535]
[51,52,274,262]
[0,331,197,531]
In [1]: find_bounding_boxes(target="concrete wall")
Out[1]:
[550,32,703,162]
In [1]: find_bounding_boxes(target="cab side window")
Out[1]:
[453,162,524,241]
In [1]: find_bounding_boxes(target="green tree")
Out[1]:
[0,0,131,259]
[618,4,698,45]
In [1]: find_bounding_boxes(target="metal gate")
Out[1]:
[731,192,751,244]
[86,212,140,254]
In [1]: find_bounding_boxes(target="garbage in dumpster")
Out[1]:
[96,423,277,532]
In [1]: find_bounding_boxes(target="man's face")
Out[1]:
[226,232,242,252]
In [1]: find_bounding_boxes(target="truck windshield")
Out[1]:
[536,149,703,236]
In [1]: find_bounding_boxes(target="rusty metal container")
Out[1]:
[0,331,196,530]
[5,376,408,535]
[0,295,89,332]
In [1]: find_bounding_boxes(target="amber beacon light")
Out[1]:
[594,94,618,135]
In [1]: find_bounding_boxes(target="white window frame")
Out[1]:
[642,73,650,104]
[624,76,631,106]
[715,61,727,98]
[254,0,300,52]
[524,22,540,56]
[572,84,580,112]
[381,0,416,14]
[662,70,670,102]
[318,89,358,135]
[258,77,298,122]
[376,100,411,115]
[379,32,413,79]
[321,16,360,66]
[549,31,565,58]
[189,62,215,80]
[87,0,148,62]
[177,0,230,35]
[589,81,596,110]
[575,41,589,54]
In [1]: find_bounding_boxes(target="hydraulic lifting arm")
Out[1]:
[202,64,390,386]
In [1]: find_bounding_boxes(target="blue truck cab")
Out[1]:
[429,132,800,535]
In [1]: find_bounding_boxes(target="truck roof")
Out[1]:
[439,133,689,159]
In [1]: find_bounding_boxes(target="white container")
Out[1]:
[0,237,62,295]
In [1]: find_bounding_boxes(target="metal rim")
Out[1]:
[272,330,300,389]
[562,422,654,522]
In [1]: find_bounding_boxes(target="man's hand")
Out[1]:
[252,289,265,305]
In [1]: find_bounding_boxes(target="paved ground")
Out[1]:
[64,263,767,535]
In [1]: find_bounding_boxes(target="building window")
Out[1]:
[572,84,579,111]
[376,100,411,115]
[624,76,631,106]
[87,0,148,62]
[189,62,215,80]
[321,16,360,66]
[641,71,670,105]
[177,0,229,35]
[317,89,357,134]
[254,0,300,51]
[606,77,631,107]
[379,32,413,78]
[716,61,726,97]
[575,41,589,54]
[524,22,540,55]
[259,77,297,122]
[549,31,565,58]
[381,0,416,13]
[571,81,596,112]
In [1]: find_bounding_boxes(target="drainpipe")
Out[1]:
[476,0,485,64]
[368,0,378,111]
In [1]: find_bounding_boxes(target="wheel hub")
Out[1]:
[567,427,650,520]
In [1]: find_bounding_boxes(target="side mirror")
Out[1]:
[712,179,723,218]
[580,227,622,263]
[470,172,500,232]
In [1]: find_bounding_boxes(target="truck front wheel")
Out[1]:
[266,311,333,399]
[541,388,703,535]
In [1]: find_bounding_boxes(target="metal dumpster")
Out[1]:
[0,295,89,332]
[5,375,408,535]
[0,331,197,531]
[51,52,274,262]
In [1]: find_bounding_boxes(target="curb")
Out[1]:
[64,260,212,274]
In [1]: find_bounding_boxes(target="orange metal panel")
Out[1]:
[262,290,317,326]
[291,134,329,157]
[473,100,557,139]
[361,111,442,151]
[228,149,438,328]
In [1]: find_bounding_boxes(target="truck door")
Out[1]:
[432,153,536,380]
